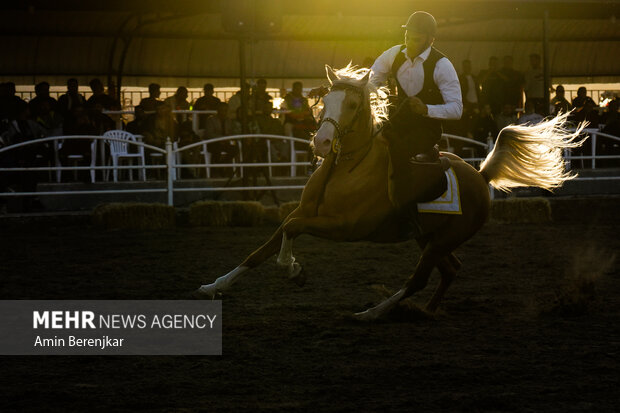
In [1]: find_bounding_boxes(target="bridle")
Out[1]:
[317,82,370,165]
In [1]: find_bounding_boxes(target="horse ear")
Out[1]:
[360,69,371,84]
[325,65,338,85]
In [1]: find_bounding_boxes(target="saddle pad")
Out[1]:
[417,167,462,214]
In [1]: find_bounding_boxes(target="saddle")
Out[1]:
[390,150,451,239]
[407,145,451,203]
[386,137,451,208]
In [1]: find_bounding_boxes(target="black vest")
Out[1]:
[390,45,445,155]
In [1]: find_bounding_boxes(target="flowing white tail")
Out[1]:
[479,112,586,192]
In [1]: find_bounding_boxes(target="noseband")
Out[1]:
[318,83,368,162]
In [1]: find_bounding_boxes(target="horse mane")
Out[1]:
[333,63,389,126]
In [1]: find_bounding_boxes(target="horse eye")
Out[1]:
[348,102,358,110]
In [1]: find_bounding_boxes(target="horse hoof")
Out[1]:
[289,263,306,287]
[352,309,380,322]
[194,284,219,299]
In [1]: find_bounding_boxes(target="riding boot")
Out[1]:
[387,144,448,209]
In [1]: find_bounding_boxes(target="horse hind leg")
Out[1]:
[354,246,440,321]
[425,255,458,313]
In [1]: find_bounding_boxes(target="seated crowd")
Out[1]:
[450,53,620,161]
[0,77,318,199]
[127,79,316,177]
[1,65,619,193]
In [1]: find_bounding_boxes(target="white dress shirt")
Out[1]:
[370,45,462,120]
[464,74,478,104]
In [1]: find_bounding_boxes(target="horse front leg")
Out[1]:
[276,231,305,286]
[275,215,348,286]
[195,225,285,298]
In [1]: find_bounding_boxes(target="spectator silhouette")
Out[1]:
[459,59,480,112]
[227,83,251,122]
[88,104,115,135]
[255,100,283,136]
[29,81,58,121]
[479,56,503,115]
[571,86,599,125]
[0,83,11,126]
[0,82,26,122]
[472,103,498,152]
[86,78,119,110]
[139,83,162,112]
[193,83,221,129]
[495,103,517,131]
[33,98,63,137]
[551,85,571,115]
[283,81,315,138]
[602,97,620,128]
[458,59,480,139]
[142,102,178,148]
[569,87,599,168]
[58,104,100,183]
[204,102,239,177]
[524,53,545,114]
[600,98,620,167]
[126,105,148,135]
[252,78,273,116]
[499,56,524,109]
[0,101,50,209]
[57,78,86,121]
[517,100,544,125]
[254,100,286,173]
[164,86,190,123]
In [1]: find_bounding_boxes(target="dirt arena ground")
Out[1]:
[1,198,619,412]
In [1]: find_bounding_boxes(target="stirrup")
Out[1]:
[409,154,450,171]
[411,153,436,163]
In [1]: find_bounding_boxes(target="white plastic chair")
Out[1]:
[103,130,146,182]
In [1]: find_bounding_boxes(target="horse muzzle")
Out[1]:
[312,122,336,157]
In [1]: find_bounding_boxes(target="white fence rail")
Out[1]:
[1,130,619,207]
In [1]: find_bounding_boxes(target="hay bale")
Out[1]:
[263,206,281,224]
[189,201,231,227]
[490,198,552,223]
[93,203,175,230]
[279,201,300,221]
[189,201,265,227]
[229,201,265,226]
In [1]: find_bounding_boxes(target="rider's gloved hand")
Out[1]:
[408,96,429,116]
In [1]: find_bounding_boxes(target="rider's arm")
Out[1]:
[368,45,401,89]
[427,58,463,120]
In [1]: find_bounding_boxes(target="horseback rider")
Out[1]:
[311,11,462,208]
[371,11,462,206]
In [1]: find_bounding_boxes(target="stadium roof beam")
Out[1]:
[2,1,617,20]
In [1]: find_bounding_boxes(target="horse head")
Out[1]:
[312,65,371,158]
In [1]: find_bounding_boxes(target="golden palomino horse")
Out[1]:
[197,65,584,320]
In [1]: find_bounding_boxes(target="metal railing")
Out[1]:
[564,128,620,170]
[0,134,313,206]
[0,135,169,198]
[1,130,619,207]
